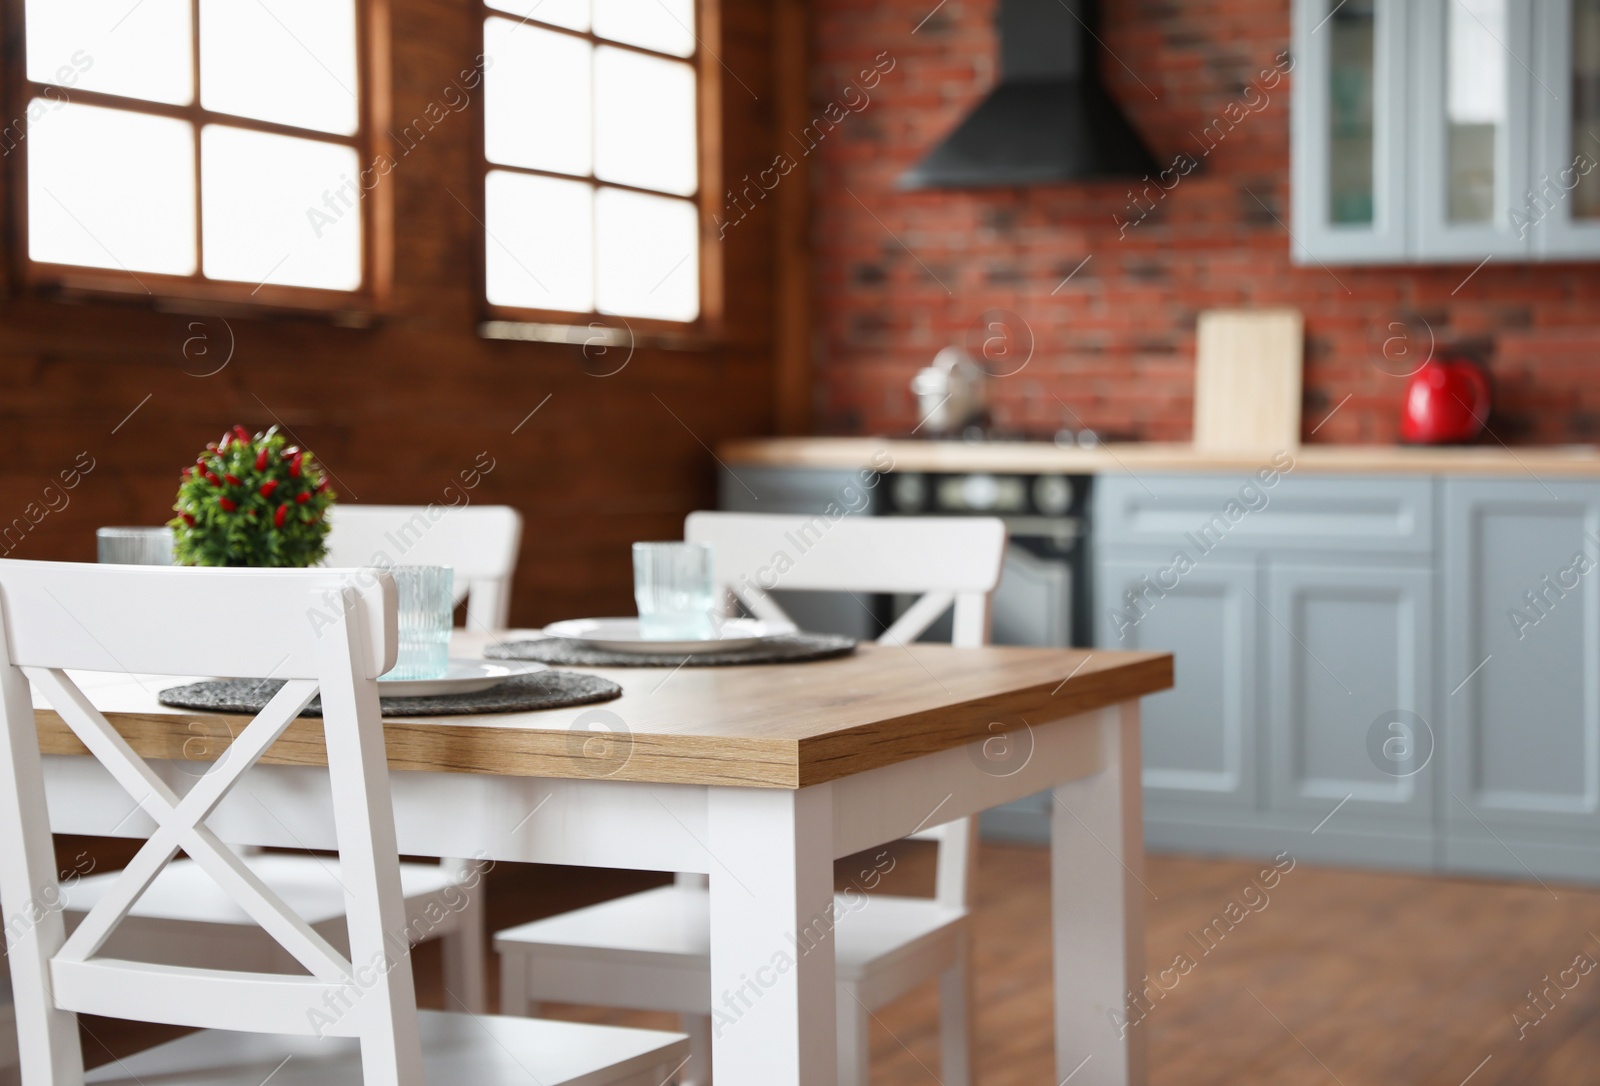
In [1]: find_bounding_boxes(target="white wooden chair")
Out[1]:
[495,512,1007,1086]
[0,560,687,1086]
[60,505,525,1015]
[325,504,524,631]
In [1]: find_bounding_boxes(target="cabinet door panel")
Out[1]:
[1530,0,1600,257]
[1291,0,1410,262]
[1266,563,1434,825]
[1096,472,1432,555]
[1411,0,1535,259]
[1443,481,1600,835]
[1097,557,1257,809]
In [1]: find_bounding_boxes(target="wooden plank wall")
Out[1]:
[0,0,796,628]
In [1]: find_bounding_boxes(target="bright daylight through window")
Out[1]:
[19,0,367,296]
[483,0,701,324]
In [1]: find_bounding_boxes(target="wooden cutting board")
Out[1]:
[1192,308,1304,453]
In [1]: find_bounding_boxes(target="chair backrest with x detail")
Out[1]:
[325,504,523,630]
[684,512,1008,907]
[0,561,425,1086]
[686,512,1008,650]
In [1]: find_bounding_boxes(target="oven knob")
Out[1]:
[1032,474,1074,516]
[960,473,1001,510]
[893,473,926,512]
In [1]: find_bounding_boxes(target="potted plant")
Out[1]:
[170,425,335,567]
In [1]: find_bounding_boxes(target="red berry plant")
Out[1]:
[170,425,335,567]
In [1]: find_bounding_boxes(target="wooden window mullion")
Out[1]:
[190,0,204,279]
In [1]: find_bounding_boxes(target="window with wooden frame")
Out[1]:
[480,0,719,333]
[6,0,389,315]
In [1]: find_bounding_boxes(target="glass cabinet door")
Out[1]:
[1412,0,1532,259]
[1446,0,1507,224]
[1575,0,1600,218]
[1291,0,1409,262]
[1294,0,1600,262]
[1531,0,1600,256]
[1328,1,1378,226]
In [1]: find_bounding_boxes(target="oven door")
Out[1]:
[888,523,1082,646]
[992,535,1074,647]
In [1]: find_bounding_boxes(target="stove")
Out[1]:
[719,447,1098,647]
[878,466,1090,648]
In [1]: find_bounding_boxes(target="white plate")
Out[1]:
[541,617,791,655]
[377,658,546,698]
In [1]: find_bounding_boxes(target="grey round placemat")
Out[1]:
[485,632,858,667]
[158,671,621,717]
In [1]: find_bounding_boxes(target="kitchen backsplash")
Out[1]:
[809,0,1600,445]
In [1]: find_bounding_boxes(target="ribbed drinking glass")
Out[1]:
[632,541,714,640]
[96,527,174,565]
[388,565,454,680]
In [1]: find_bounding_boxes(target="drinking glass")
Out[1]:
[96,527,174,565]
[388,565,454,680]
[632,542,715,640]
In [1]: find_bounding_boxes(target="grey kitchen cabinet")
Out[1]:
[1263,562,1435,865]
[1091,470,1600,883]
[1441,480,1600,882]
[1096,556,1260,814]
[1092,471,1438,869]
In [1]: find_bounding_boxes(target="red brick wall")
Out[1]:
[0,0,783,625]
[808,0,1600,444]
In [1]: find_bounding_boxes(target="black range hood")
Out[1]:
[899,0,1158,189]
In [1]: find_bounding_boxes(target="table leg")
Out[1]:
[1051,703,1147,1086]
[707,783,837,1086]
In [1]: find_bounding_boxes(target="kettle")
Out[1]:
[1399,356,1491,444]
[910,347,988,435]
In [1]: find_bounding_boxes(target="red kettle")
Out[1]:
[1400,356,1491,444]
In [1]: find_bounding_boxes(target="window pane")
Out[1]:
[594,0,694,57]
[1446,0,1506,223]
[484,18,592,176]
[28,102,195,276]
[200,0,359,136]
[596,187,697,321]
[1327,0,1375,225]
[486,171,594,312]
[487,0,590,32]
[1573,0,1600,218]
[25,0,192,105]
[595,47,697,196]
[201,126,361,291]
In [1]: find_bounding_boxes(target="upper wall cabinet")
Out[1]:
[1292,0,1600,264]
[1291,0,1410,261]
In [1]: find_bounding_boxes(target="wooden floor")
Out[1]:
[864,845,1600,1086]
[74,840,1600,1084]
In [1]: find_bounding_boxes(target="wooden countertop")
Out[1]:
[720,437,1600,478]
[36,636,1173,789]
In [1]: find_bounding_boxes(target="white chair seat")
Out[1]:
[64,855,461,926]
[84,1009,688,1086]
[495,884,966,986]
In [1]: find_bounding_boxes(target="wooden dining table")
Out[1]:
[34,631,1172,1086]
